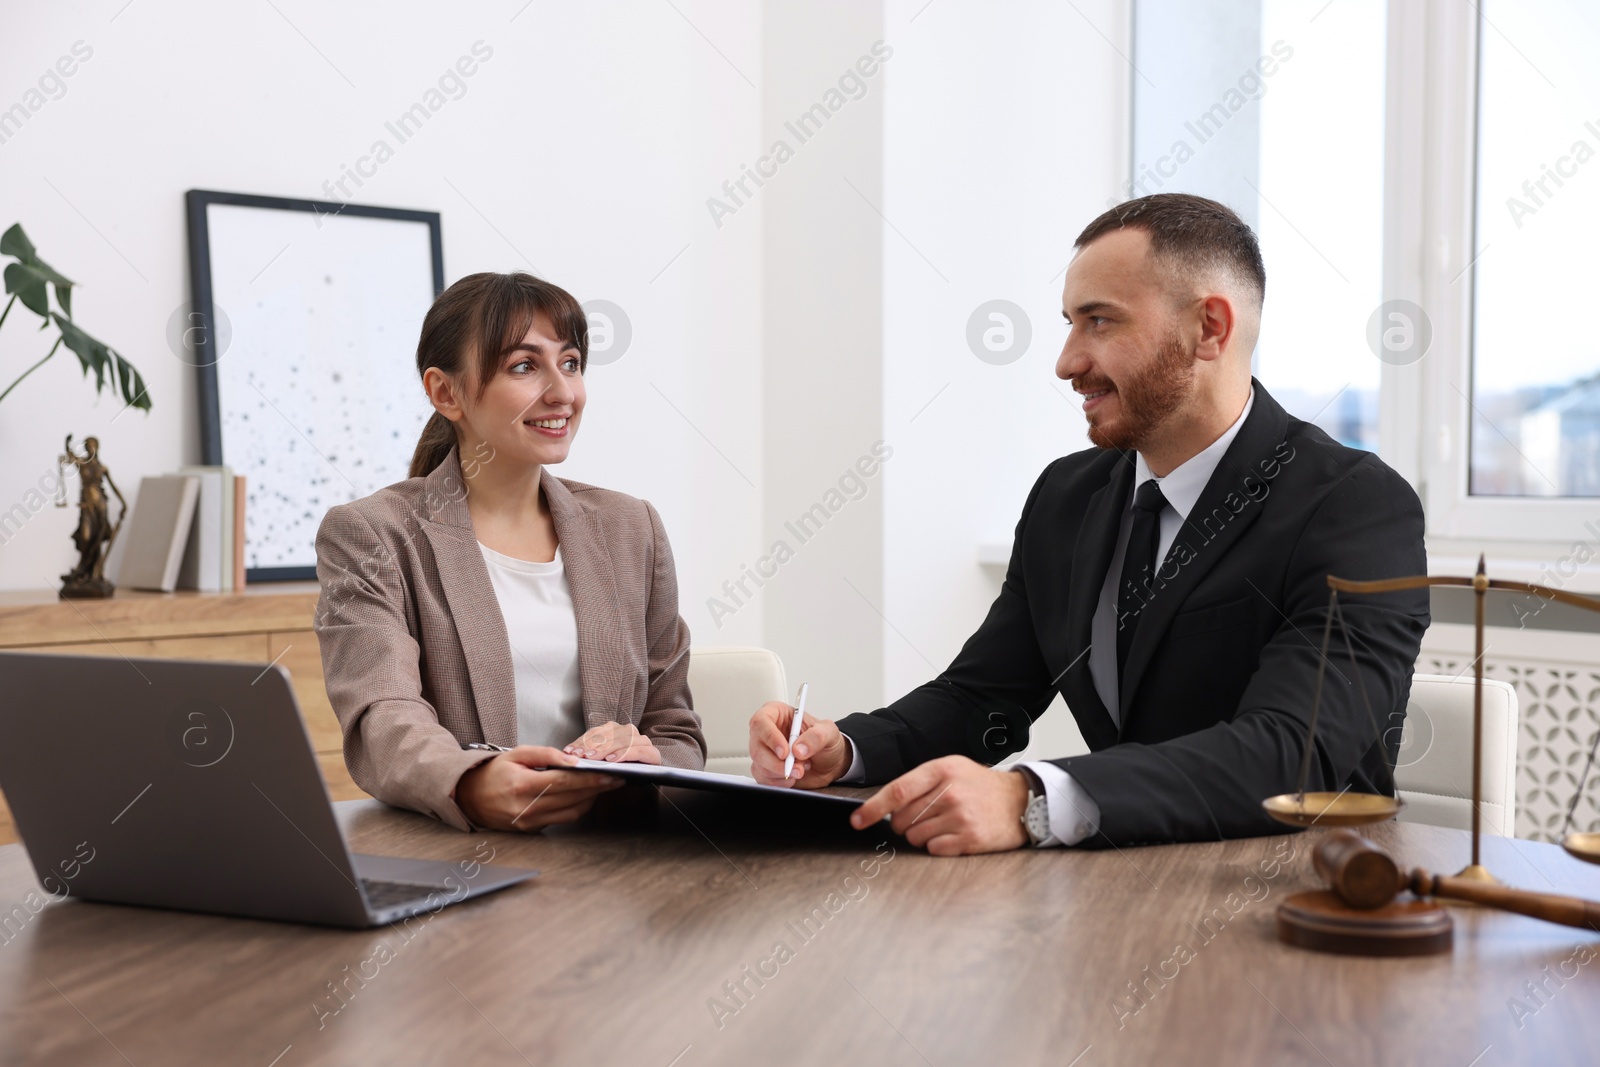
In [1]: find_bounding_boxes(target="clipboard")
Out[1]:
[559,758,865,810]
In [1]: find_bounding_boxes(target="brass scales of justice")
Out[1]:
[1263,557,1600,956]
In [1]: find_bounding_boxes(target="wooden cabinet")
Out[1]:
[0,583,368,845]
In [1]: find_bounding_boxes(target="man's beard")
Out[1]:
[1082,333,1194,451]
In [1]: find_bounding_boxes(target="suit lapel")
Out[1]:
[1064,453,1133,750]
[417,448,518,747]
[1117,381,1291,733]
[541,471,630,729]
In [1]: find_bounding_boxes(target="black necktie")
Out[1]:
[1116,479,1169,684]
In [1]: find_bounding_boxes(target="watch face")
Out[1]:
[1026,795,1050,845]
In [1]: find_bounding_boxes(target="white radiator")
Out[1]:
[1421,622,1600,842]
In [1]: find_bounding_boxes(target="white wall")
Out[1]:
[756,0,887,714]
[1132,0,1263,231]
[878,0,1124,758]
[0,1,1129,758]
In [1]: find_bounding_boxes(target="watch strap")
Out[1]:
[1015,766,1050,847]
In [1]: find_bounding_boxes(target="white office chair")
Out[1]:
[1393,673,1519,836]
[687,646,790,776]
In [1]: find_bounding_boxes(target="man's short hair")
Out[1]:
[1074,193,1266,307]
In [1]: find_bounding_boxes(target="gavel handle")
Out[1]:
[1411,869,1600,932]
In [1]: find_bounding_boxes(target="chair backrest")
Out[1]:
[687,646,789,776]
[1394,673,1519,836]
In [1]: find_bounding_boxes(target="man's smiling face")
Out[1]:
[1056,227,1196,452]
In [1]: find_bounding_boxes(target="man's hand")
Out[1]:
[563,721,662,765]
[748,700,851,788]
[455,745,624,831]
[849,756,1030,855]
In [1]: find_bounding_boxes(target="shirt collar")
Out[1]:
[1132,386,1256,520]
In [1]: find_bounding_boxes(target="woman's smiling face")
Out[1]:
[439,312,587,468]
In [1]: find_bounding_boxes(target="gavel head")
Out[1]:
[1312,829,1405,909]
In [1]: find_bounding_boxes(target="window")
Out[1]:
[1131,0,1387,452]
[1469,0,1600,498]
[1404,0,1600,547]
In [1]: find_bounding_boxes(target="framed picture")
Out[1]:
[185,189,444,581]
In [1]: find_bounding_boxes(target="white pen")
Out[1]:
[782,681,810,780]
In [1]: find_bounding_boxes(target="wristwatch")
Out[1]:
[1015,766,1051,847]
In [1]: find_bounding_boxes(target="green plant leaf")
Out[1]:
[24,256,70,287]
[4,262,49,317]
[53,313,108,389]
[118,356,148,411]
[0,223,36,261]
[1,224,74,318]
[24,260,71,319]
[0,226,144,412]
[113,345,148,411]
[50,312,152,412]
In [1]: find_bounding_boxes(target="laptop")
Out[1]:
[0,650,536,928]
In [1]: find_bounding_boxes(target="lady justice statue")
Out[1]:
[56,435,127,599]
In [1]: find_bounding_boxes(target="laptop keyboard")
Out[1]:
[361,877,452,911]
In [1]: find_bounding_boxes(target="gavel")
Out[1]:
[1314,829,1600,932]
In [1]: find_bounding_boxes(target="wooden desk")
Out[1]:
[0,796,1597,1066]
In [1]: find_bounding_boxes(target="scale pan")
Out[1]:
[1561,832,1600,865]
[1262,792,1404,828]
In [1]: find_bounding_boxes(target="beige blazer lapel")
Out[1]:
[416,448,518,747]
[541,469,631,729]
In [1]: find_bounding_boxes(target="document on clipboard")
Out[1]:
[558,758,865,810]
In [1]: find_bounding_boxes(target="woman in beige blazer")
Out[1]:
[314,272,705,833]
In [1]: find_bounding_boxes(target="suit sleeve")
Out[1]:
[638,501,707,768]
[313,503,493,831]
[835,460,1064,782]
[1055,456,1430,846]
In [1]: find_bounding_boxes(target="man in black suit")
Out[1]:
[748,193,1428,854]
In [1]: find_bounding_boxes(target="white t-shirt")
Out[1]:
[476,541,584,749]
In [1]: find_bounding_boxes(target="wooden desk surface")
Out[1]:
[1,792,1597,1067]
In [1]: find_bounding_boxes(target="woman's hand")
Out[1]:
[455,745,624,832]
[563,721,663,765]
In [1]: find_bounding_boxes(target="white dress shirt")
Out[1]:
[477,542,585,748]
[840,388,1256,848]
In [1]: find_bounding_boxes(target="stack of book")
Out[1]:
[117,466,247,593]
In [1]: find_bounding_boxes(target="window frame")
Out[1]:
[1398,0,1600,554]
